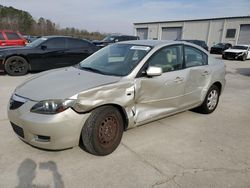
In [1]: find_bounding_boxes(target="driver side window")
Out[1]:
[147,45,183,73]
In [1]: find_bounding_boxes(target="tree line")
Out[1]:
[0,5,106,40]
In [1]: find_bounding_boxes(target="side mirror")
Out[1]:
[41,45,47,50]
[146,66,162,77]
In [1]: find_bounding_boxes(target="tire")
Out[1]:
[194,85,220,114]
[222,55,227,60]
[241,54,247,61]
[81,106,124,156]
[4,56,29,76]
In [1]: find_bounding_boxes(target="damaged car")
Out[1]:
[8,40,226,156]
[222,44,250,61]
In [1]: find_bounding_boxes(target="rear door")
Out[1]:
[181,45,211,108]
[134,44,188,124]
[65,38,94,66]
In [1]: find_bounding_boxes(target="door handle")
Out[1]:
[174,77,184,82]
[202,70,210,76]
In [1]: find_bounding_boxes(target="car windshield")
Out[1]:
[214,43,224,47]
[102,36,115,42]
[79,44,151,76]
[26,37,47,47]
[231,45,248,50]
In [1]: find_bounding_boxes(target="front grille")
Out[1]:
[225,52,237,59]
[9,100,25,110]
[11,122,24,138]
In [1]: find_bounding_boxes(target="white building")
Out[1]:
[134,16,250,47]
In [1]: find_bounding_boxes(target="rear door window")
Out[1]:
[66,38,89,48]
[5,32,21,40]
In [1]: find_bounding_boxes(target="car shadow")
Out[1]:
[236,68,250,77]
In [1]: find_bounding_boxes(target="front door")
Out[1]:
[36,38,67,70]
[134,44,188,125]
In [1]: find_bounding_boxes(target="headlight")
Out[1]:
[30,99,76,114]
[238,52,245,56]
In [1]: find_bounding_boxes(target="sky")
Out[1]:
[1,0,250,34]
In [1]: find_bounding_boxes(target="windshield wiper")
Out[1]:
[81,66,106,75]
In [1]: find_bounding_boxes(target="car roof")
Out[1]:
[109,34,138,37]
[41,36,90,42]
[42,35,74,39]
[119,40,181,47]
[180,39,205,42]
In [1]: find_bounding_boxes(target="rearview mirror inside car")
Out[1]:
[146,66,162,77]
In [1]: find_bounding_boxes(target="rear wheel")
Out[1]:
[81,106,124,156]
[4,56,29,76]
[194,85,220,114]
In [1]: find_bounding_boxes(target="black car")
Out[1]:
[210,43,232,54]
[179,39,209,51]
[93,35,139,48]
[0,36,98,75]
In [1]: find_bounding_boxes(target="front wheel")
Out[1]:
[194,85,220,114]
[241,54,247,61]
[4,56,29,76]
[81,106,124,156]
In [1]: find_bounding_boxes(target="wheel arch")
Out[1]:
[4,55,31,71]
[82,103,129,131]
[100,103,129,131]
[212,81,222,95]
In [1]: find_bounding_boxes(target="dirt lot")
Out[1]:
[0,56,250,188]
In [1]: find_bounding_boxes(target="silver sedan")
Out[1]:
[8,40,226,155]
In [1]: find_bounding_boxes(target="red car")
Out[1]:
[0,30,27,47]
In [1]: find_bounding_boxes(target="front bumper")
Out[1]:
[8,99,90,150]
[223,52,244,60]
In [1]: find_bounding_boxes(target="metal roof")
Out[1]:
[134,16,250,25]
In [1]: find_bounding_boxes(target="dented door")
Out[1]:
[134,69,188,125]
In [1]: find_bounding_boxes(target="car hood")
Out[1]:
[224,49,247,53]
[15,66,122,101]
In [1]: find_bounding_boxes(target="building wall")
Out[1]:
[134,17,250,47]
[208,20,224,47]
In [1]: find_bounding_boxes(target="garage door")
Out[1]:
[161,27,182,40]
[136,28,148,40]
[238,25,250,44]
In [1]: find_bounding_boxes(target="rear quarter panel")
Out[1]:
[208,56,226,93]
